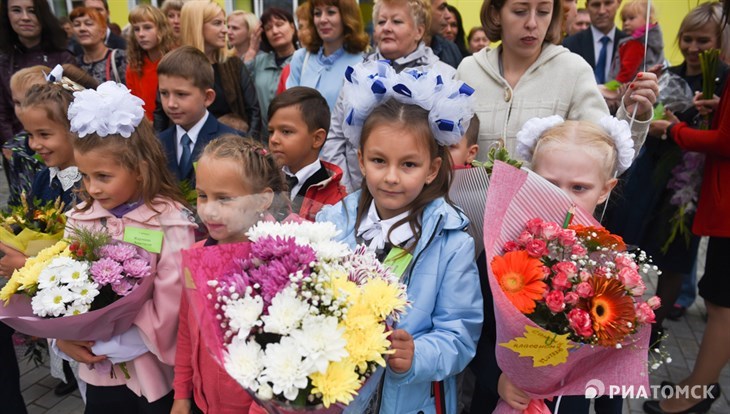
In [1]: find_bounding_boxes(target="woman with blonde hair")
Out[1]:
[126,4,176,120]
[157,0,260,137]
[227,10,258,60]
[286,0,369,109]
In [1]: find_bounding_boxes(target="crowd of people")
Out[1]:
[0,0,729,412]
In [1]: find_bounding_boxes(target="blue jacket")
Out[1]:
[317,192,483,414]
[285,47,364,110]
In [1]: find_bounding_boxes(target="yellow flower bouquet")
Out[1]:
[1,194,66,257]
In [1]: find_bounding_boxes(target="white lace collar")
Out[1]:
[49,166,82,191]
[356,201,414,251]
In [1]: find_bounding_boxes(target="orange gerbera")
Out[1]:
[579,276,635,346]
[492,251,547,314]
[570,225,626,251]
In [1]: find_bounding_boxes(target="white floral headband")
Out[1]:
[515,115,634,174]
[44,64,84,93]
[67,81,144,138]
[341,60,475,147]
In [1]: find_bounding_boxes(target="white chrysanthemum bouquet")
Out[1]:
[182,221,409,412]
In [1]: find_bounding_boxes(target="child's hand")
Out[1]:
[56,339,107,364]
[693,91,720,116]
[623,72,659,120]
[170,399,192,414]
[0,243,27,278]
[498,373,531,411]
[387,329,414,374]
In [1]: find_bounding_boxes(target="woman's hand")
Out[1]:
[2,148,11,160]
[56,339,107,364]
[623,72,659,120]
[0,244,27,278]
[693,91,720,116]
[498,373,531,410]
[244,25,262,63]
[387,329,414,374]
[649,120,671,138]
[170,399,192,414]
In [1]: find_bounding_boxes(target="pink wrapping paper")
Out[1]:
[484,162,650,413]
[181,242,252,363]
[0,255,157,341]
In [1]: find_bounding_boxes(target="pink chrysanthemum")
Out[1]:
[99,243,138,262]
[122,258,151,278]
[90,257,125,286]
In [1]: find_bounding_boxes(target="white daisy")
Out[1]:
[37,257,77,289]
[59,260,91,287]
[70,282,100,305]
[31,286,73,317]
[64,302,91,316]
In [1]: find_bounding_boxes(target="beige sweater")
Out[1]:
[456,43,649,161]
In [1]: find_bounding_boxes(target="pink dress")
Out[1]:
[65,198,196,402]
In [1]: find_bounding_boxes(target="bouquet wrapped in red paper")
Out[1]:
[484,161,657,413]
[0,227,156,341]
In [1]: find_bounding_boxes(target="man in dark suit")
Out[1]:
[562,0,626,85]
[428,0,463,68]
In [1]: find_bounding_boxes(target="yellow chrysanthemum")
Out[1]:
[330,275,359,301]
[359,278,407,320]
[0,241,69,303]
[343,319,391,372]
[310,359,361,407]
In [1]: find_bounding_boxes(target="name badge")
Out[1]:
[123,227,164,253]
[383,247,413,278]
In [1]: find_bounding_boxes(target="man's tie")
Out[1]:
[179,133,192,179]
[286,174,299,194]
[595,36,611,84]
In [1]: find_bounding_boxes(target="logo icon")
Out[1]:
[585,379,605,398]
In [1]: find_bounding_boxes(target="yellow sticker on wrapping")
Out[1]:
[383,247,413,278]
[123,227,164,253]
[499,326,575,367]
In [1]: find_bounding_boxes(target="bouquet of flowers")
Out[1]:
[0,193,66,256]
[0,228,156,341]
[449,147,523,257]
[484,162,653,414]
[182,221,408,413]
[494,218,660,347]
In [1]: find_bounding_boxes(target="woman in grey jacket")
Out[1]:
[456,0,659,162]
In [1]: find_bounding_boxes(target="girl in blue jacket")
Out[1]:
[317,93,483,413]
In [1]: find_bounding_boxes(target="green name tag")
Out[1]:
[383,247,413,278]
[123,227,164,253]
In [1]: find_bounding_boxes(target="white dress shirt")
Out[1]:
[283,159,322,198]
[174,111,209,163]
[591,25,616,82]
